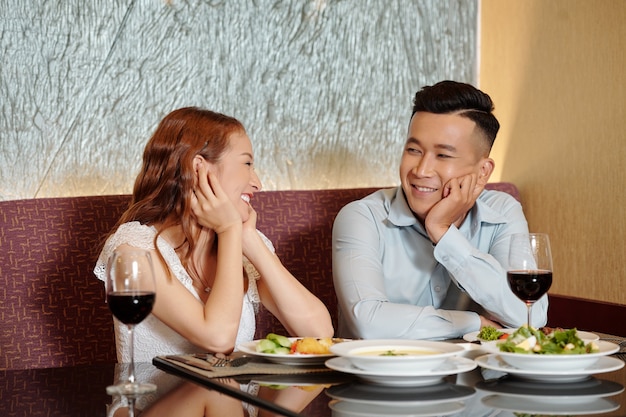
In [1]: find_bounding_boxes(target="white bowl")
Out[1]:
[329,339,465,372]
[497,340,619,371]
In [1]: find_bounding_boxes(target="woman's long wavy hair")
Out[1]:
[109,107,245,280]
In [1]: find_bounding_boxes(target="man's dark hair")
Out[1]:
[412,80,500,150]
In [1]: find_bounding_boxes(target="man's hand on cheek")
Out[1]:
[425,174,481,243]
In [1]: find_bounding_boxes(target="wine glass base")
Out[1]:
[106,382,157,396]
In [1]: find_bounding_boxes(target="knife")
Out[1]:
[164,355,215,371]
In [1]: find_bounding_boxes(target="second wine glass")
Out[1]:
[106,247,157,396]
[507,233,553,328]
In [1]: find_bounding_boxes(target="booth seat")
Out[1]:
[1,184,524,370]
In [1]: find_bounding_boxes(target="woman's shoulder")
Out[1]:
[112,221,157,249]
[94,222,157,282]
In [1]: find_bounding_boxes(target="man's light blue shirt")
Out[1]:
[332,186,548,340]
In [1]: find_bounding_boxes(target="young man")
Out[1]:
[332,81,548,340]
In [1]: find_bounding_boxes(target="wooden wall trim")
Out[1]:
[547,294,626,337]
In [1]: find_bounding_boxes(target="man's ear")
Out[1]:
[478,158,495,186]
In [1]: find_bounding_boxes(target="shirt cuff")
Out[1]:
[441,309,482,336]
[433,225,475,275]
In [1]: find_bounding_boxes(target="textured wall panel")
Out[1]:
[0,0,477,200]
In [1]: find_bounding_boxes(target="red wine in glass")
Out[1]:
[507,270,553,303]
[508,233,553,327]
[108,292,155,325]
[105,248,157,396]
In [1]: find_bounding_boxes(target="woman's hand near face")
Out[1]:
[191,164,242,235]
[241,201,261,254]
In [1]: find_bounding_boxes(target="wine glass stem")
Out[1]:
[526,303,533,328]
[128,396,136,417]
[127,324,136,384]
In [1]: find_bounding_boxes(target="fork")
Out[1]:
[212,356,230,367]
[192,353,230,366]
[193,353,252,367]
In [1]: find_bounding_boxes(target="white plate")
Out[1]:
[475,353,624,382]
[463,328,600,343]
[329,399,465,417]
[326,380,475,406]
[482,394,620,415]
[237,337,346,365]
[329,339,465,372]
[496,340,618,371]
[476,376,624,401]
[325,356,477,386]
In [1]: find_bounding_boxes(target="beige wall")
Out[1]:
[480,0,626,303]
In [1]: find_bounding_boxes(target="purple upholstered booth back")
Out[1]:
[0,195,130,370]
[0,183,519,370]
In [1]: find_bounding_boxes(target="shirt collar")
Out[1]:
[388,186,509,234]
[388,187,420,227]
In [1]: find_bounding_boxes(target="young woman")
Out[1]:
[95,107,333,363]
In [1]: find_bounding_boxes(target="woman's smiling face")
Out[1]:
[399,111,492,222]
[211,130,262,222]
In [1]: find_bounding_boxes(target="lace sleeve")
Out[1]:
[93,222,155,283]
[93,222,195,294]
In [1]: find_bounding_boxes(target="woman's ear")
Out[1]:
[478,158,495,186]
[193,155,205,172]
[193,155,219,179]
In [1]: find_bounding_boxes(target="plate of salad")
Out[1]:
[473,326,618,372]
[237,333,348,365]
[463,326,599,345]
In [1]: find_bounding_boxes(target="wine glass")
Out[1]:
[106,248,157,396]
[507,233,553,328]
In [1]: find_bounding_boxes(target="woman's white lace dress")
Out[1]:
[94,221,271,363]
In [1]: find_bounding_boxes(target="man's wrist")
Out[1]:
[427,225,449,244]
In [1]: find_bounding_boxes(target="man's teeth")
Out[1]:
[415,186,436,192]
[241,194,250,203]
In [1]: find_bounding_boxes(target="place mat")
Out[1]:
[154,355,334,379]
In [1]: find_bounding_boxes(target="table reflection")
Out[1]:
[107,363,328,417]
[476,375,623,416]
[109,381,324,417]
[2,353,625,417]
[320,366,626,417]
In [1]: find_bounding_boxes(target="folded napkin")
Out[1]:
[155,355,334,379]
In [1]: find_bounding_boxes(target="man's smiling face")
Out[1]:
[399,111,490,223]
